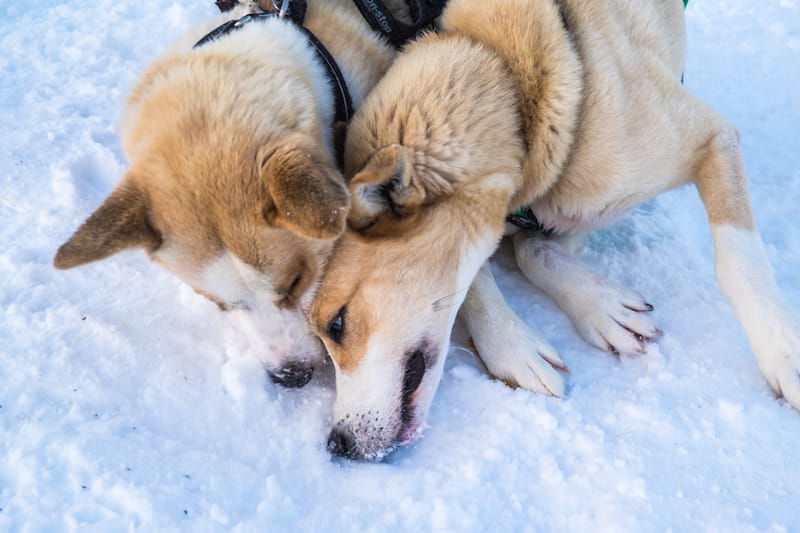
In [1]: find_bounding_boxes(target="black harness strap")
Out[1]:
[194,3,353,126]
[198,0,444,164]
[295,26,353,124]
[351,0,446,47]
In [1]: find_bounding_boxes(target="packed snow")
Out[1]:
[1,0,799,530]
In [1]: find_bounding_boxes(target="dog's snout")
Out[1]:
[327,427,358,459]
[268,361,314,388]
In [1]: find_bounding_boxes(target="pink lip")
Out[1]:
[397,421,423,445]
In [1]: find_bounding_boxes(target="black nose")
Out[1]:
[268,362,313,388]
[327,427,358,459]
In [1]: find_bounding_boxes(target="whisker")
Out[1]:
[431,287,469,312]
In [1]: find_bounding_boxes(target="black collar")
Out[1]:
[351,0,445,48]
[194,2,353,128]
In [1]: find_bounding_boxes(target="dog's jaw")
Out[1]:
[156,246,328,372]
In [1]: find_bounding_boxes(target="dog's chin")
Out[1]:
[334,409,423,462]
[368,404,426,461]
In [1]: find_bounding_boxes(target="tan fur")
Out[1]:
[317,0,800,459]
[54,0,401,374]
[693,128,755,229]
[53,183,160,269]
[441,0,584,208]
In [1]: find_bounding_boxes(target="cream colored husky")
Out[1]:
[53,0,409,386]
[312,0,800,459]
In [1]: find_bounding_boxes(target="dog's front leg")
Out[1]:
[459,262,567,397]
[513,232,662,356]
[694,124,800,409]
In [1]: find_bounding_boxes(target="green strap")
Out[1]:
[506,207,552,235]
[684,0,688,7]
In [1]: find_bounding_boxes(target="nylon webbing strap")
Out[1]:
[351,0,446,47]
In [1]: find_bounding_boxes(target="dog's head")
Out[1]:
[54,41,350,384]
[312,144,516,460]
[311,180,494,460]
[311,34,525,459]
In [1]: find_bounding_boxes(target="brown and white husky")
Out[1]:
[311,0,800,459]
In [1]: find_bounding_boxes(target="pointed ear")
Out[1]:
[54,182,161,270]
[262,141,350,240]
[348,145,452,233]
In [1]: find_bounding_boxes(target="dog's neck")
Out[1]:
[441,0,584,213]
[301,0,403,109]
[512,0,583,210]
[175,1,405,167]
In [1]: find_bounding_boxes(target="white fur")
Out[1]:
[712,225,800,406]
[195,251,321,368]
[513,233,660,355]
[332,336,401,423]
[197,251,274,307]
[412,231,503,424]
[418,230,501,407]
[460,263,566,396]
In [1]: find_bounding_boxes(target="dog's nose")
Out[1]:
[268,362,313,388]
[327,427,358,459]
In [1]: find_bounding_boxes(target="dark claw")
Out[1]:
[268,362,314,388]
[545,357,571,374]
[623,302,654,313]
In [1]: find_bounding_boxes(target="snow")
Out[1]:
[1,0,799,530]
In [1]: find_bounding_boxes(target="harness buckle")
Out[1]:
[233,14,254,28]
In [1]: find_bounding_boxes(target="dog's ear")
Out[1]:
[54,181,161,269]
[348,145,452,233]
[261,140,350,240]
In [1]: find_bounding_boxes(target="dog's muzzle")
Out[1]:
[327,349,428,460]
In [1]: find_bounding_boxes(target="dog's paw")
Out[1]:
[473,324,567,398]
[752,324,800,411]
[566,282,662,356]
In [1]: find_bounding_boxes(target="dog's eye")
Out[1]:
[327,307,346,344]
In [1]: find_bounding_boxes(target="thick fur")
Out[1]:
[54,0,403,382]
[313,0,800,459]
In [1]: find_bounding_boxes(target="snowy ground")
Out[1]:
[1,0,799,530]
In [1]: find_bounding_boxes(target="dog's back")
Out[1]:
[443,0,698,231]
